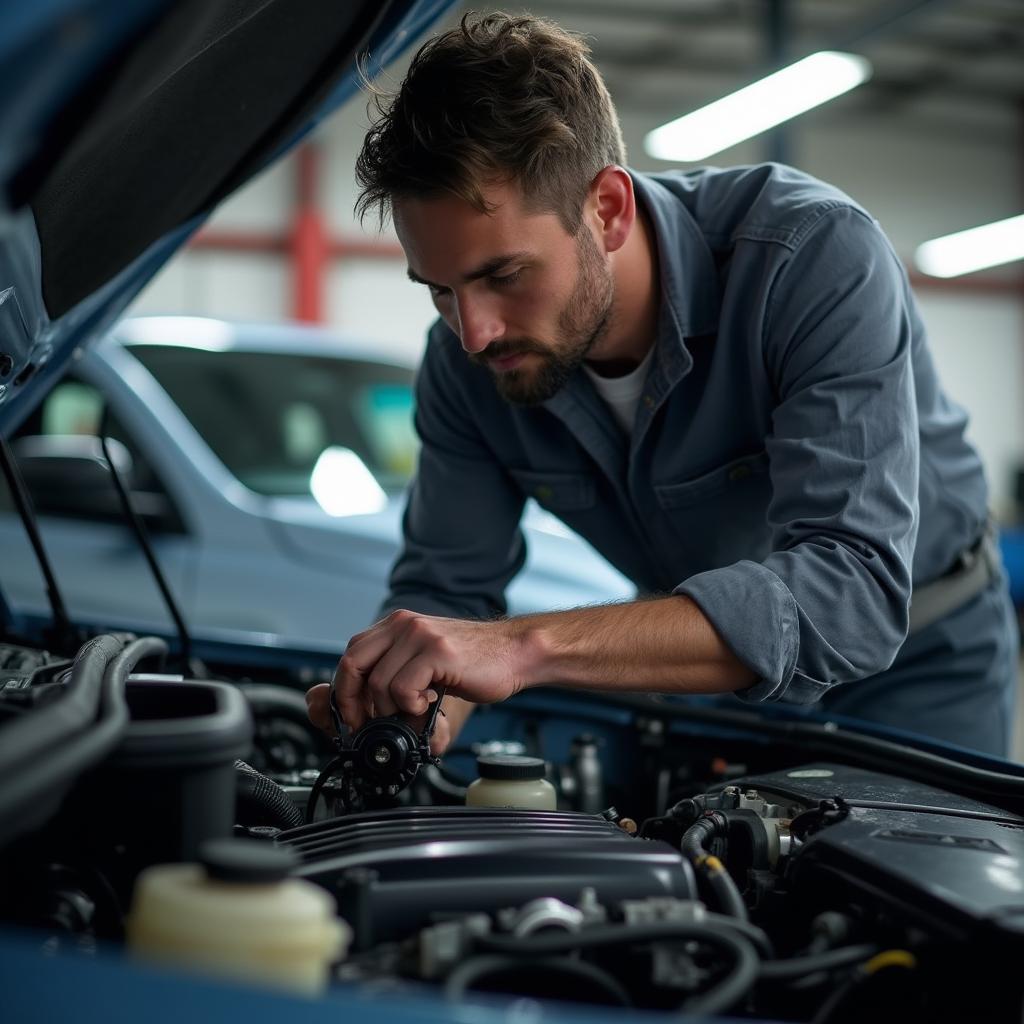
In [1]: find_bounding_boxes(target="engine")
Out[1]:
[263,762,1024,1019]
[2,634,1024,1022]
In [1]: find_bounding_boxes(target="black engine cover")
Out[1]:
[732,763,1024,941]
[278,806,696,944]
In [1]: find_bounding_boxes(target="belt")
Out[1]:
[908,524,1001,635]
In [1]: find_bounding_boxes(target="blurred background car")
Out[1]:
[0,315,635,652]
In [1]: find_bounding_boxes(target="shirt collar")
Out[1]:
[630,170,721,341]
[540,170,721,449]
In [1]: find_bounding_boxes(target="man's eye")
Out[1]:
[490,270,523,288]
[428,284,450,298]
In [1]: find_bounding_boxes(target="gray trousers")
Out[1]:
[814,573,1019,758]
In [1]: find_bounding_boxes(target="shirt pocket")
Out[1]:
[654,450,769,510]
[508,469,596,512]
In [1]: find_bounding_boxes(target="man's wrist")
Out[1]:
[509,616,554,691]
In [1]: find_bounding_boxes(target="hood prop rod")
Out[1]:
[0,435,80,652]
[97,415,193,674]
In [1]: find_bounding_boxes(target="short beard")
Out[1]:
[476,228,614,406]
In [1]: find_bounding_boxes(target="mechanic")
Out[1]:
[307,12,1018,757]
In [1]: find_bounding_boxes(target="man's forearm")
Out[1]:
[331,595,758,732]
[511,595,757,695]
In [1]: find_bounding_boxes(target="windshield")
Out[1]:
[129,345,418,496]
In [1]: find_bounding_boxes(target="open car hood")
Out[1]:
[0,0,456,628]
[0,0,452,432]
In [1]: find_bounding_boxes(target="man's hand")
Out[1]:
[331,610,531,732]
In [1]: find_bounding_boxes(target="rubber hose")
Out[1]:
[235,759,303,830]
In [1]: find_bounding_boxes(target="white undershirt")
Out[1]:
[583,345,656,437]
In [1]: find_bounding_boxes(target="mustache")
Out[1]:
[470,339,546,366]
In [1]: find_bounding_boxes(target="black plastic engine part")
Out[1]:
[312,683,446,816]
[66,676,253,913]
[1,673,252,940]
[727,763,1024,941]
[278,805,697,947]
[107,680,252,855]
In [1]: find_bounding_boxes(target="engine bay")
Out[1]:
[3,632,1024,1022]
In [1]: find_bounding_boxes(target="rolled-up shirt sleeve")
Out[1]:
[677,206,919,704]
[380,331,528,621]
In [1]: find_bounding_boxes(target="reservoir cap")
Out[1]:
[476,754,547,781]
[200,838,298,884]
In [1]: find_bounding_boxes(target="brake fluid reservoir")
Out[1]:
[126,838,349,995]
[465,754,557,810]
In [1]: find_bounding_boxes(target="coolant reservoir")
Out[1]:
[465,754,557,810]
[126,838,349,995]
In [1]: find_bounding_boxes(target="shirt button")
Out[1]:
[535,485,553,501]
[643,395,655,408]
[729,464,751,482]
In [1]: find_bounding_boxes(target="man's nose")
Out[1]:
[455,296,503,355]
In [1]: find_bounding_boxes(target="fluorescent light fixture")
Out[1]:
[644,51,872,162]
[915,214,1024,278]
[310,445,387,517]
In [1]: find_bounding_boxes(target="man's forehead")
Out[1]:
[394,177,522,217]
[393,185,525,241]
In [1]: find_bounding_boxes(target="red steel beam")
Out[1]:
[189,230,289,252]
[190,230,403,260]
[187,143,1024,314]
[291,145,326,322]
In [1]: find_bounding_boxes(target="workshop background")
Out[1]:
[126,0,1024,735]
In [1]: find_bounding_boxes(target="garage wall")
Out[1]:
[128,39,1024,517]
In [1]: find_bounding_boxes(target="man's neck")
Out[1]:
[586,202,660,378]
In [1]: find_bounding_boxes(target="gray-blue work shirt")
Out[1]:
[385,163,989,708]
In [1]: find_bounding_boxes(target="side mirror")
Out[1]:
[10,435,182,532]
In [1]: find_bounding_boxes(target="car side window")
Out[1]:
[4,376,186,533]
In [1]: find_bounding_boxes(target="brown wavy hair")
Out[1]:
[355,11,626,233]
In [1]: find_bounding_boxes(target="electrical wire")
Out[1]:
[704,912,775,959]
[421,763,469,800]
[680,813,750,921]
[789,799,851,842]
[475,921,760,1016]
[808,949,917,1024]
[758,943,881,981]
[697,853,749,922]
[306,755,346,824]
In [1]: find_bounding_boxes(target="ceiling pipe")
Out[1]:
[764,0,791,166]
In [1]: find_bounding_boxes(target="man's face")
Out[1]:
[394,182,614,405]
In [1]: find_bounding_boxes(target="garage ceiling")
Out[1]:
[516,0,1024,145]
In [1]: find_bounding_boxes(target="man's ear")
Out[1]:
[586,165,635,255]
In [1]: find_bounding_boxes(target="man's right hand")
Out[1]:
[304,683,473,756]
